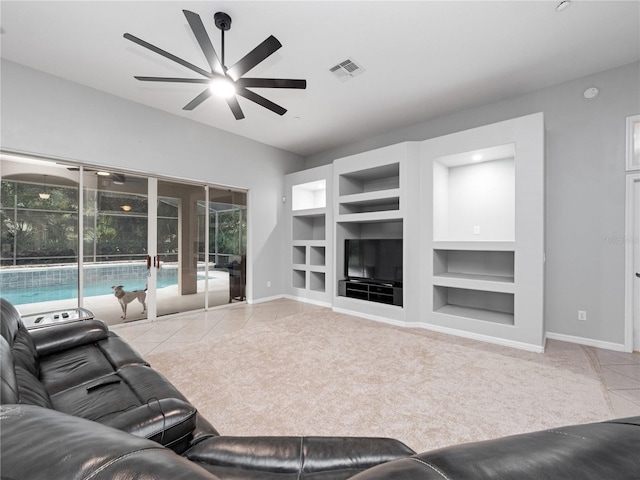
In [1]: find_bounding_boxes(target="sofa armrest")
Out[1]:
[348,418,640,480]
[30,319,109,356]
[0,404,218,480]
[185,436,415,476]
[101,397,198,454]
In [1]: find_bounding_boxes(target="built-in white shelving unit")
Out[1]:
[422,113,545,351]
[333,143,413,323]
[285,113,544,352]
[285,166,333,306]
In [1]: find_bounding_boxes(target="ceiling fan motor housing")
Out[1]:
[214,12,232,31]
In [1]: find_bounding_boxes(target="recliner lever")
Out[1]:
[86,378,121,392]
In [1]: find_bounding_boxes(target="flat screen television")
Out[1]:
[344,239,403,285]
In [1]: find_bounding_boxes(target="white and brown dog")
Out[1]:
[112,285,147,319]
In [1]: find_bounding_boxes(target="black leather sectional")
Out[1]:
[1,297,638,479]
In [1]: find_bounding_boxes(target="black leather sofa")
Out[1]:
[1,297,639,479]
[0,297,413,478]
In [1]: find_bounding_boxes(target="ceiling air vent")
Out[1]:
[329,58,365,80]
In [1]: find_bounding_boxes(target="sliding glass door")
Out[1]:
[0,156,80,316]
[82,169,150,324]
[0,153,248,324]
[208,188,247,306]
[155,179,206,317]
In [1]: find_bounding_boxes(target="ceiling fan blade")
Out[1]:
[236,87,287,116]
[236,78,306,89]
[182,10,225,76]
[124,33,212,79]
[135,76,211,84]
[226,96,245,120]
[226,36,282,81]
[183,88,213,110]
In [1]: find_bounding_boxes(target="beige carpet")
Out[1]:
[146,308,614,453]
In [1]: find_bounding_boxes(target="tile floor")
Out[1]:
[111,298,640,419]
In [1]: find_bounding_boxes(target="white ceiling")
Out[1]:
[1,1,639,157]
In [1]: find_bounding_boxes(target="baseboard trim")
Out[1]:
[332,307,407,327]
[546,332,628,352]
[248,294,284,305]
[284,295,332,308]
[417,322,546,353]
[332,307,545,353]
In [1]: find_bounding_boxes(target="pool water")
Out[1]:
[2,277,178,305]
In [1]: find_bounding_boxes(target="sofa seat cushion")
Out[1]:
[39,343,121,396]
[49,364,187,422]
[35,327,147,394]
[102,397,198,453]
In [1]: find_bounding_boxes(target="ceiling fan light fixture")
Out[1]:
[209,77,236,98]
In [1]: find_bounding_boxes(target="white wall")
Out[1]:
[0,60,304,302]
[306,61,640,347]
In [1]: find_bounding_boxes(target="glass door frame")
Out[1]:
[147,177,158,319]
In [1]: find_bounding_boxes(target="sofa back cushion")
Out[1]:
[0,298,52,408]
[0,336,19,404]
[1,298,40,376]
[1,405,217,480]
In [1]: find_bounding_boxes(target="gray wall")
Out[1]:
[306,61,640,346]
[0,60,303,302]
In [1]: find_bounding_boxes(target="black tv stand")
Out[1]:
[338,279,403,307]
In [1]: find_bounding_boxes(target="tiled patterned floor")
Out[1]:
[111,298,640,419]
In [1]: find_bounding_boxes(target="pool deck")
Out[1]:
[12,273,237,326]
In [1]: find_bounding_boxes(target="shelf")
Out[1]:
[336,210,403,224]
[293,215,326,241]
[434,304,515,326]
[432,241,515,251]
[433,249,514,294]
[339,280,403,307]
[434,272,513,283]
[292,239,325,247]
[309,246,326,266]
[308,265,327,273]
[292,207,326,217]
[433,286,514,326]
[339,163,400,196]
[292,245,306,265]
[339,198,399,217]
[285,164,333,304]
[432,273,515,294]
[338,188,400,204]
[292,180,326,211]
[309,271,326,292]
[292,269,306,289]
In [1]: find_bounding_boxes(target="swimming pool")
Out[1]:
[1,277,178,305]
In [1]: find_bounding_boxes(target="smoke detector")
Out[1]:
[583,87,599,99]
[329,58,365,81]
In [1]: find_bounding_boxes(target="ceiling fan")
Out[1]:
[124,10,307,120]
